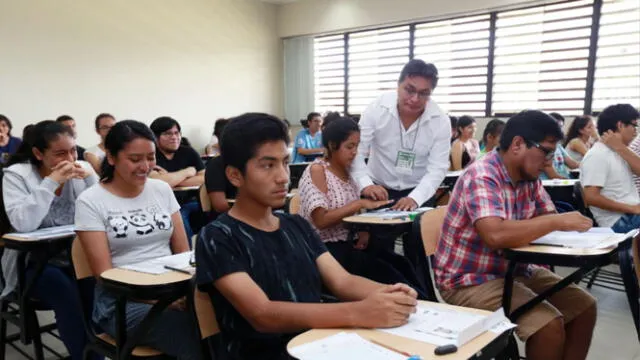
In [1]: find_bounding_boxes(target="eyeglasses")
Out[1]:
[403,85,431,100]
[526,140,555,161]
[161,131,181,138]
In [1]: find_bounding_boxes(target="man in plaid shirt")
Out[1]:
[434,111,597,360]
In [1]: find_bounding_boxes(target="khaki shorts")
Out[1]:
[440,268,596,340]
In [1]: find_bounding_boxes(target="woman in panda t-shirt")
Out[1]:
[75,120,201,360]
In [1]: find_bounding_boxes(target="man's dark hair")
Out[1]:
[597,104,640,135]
[398,59,439,88]
[213,119,229,138]
[499,110,564,150]
[549,112,565,124]
[307,112,321,122]
[150,116,181,138]
[56,115,74,123]
[221,113,290,174]
[95,113,115,130]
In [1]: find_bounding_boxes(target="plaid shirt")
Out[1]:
[434,151,556,291]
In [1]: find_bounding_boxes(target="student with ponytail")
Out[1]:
[1,120,98,360]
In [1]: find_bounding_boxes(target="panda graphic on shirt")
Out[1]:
[106,206,173,238]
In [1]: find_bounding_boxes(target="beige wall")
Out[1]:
[0,0,283,152]
[277,0,550,37]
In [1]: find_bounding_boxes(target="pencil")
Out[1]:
[367,338,413,357]
[164,265,192,274]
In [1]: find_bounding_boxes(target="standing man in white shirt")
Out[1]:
[351,59,451,211]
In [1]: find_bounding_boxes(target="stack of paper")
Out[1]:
[379,305,516,347]
[531,228,636,249]
[4,225,76,240]
[122,251,194,275]
[289,332,406,360]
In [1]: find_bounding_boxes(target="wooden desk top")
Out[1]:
[342,215,413,225]
[173,186,200,192]
[100,268,192,287]
[287,301,506,360]
[508,244,616,256]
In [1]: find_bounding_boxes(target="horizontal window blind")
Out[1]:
[314,34,346,114]
[414,14,491,116]
[492,0,593,115]
[592,0,640,112]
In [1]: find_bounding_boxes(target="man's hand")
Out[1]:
[352,284,418,328]
[554,211,593,232]
[362,185,388,201]
[182,166,197,178]
[391,197,418,211]
[600,130,625,152]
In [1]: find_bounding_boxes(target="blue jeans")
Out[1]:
[26,264,96,360]
[612,213,640,233]
[179,200,200,243]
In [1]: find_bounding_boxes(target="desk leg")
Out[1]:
[618,240,640,339]
[502,261,516,318]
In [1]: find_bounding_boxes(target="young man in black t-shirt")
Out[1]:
[195,113,418,360]
[56,115,86,160]
[149,116,205,239]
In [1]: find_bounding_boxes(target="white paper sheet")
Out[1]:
[4,225,76,240]
[121,251,194,275]
[531,228,633,249]
[288,332,406,360]
[356,207,433,219]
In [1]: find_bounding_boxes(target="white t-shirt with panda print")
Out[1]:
[75,178,181,268]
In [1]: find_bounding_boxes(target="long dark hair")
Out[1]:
[563,115,592,147]
[101,120,156,182]
[322,117,360,159]
[6,120,73,167]
[454,115,476,140]
[481,119,506,148]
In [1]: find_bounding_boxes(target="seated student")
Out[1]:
[299,118,425,293]
[85,113,116,174]
[291,112,323,163]
[204,118,227,156]
[75,120,200,360]
[478,118,505,159]
[450,115,480,170]
[148,116,205,239]
[564,115,596,162]
[1,120,98,360]
[0,114,22,165]
[629,132,640,194]
[205,119,236,218]
[195,113,418,360]
[56,115,86,160]
[581,104,640,233]
[434,110,597,360]
[541,113,579,180]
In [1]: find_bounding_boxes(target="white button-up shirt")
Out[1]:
[351,91,451,205]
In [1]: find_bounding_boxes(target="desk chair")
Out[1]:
[191,282,220,359]
[619,233,640,341]
[198,185,211,213]
[574,182,626,291]
[410,207,521,360]
[70,239,165,360]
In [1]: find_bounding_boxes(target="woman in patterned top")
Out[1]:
[299,118,424,292]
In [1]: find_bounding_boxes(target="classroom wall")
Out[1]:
[0,0,283,152]
[277,0,552,37]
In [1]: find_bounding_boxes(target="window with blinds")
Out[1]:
[493,0,594,115]
[313,35,346,114]
[414,15,491,117]
[592,0,640,112]
[347,26,410,114]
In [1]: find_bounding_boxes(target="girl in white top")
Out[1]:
[85,113,116,174]
[75,120,200,360]
[564,115,597,162]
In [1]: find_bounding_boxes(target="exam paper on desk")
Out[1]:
[121,251,194,275]
[289,332,406,360]
[531,228,635,249]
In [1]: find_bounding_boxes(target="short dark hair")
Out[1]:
[549,112,565,123]
[7,120,74,167]
[499,110,564,150]
[213,119,229,138]
[221,113,290,174]
[307,112,321,122]
[482,119,506,145]
[95,113,115,130]
[150,116,181,138]
[0,114,13,135]
[101,120,156,182]
[597,104,640,135]
[322,117,359,159]
[398,59,439,88]
[56,115,74,123]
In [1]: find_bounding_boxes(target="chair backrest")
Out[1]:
[193,286,220,339]
[634,234,640,288]
[419,207,448,256]
[573,182,598,225]
[288,192,300,215]
[199,185,212,213]
[71,237,93,280]
[70,237,101,340]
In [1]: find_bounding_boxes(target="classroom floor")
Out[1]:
[2,265,639,360]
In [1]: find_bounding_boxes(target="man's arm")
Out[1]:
[543,165,566,179]
[583,186,640,214]
[177,170,205,187]
[563,151,580,169]
[149,168,192,187]
[407,117,451,206]
[600,131,640,176]
[297,147,324,156]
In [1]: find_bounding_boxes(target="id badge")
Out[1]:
[395,150,416,175]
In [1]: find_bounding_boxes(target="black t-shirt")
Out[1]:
[156,146,204,203]
[204,156,236,199]
[76,145,86,161]
[195,213,327,360]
